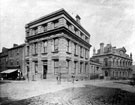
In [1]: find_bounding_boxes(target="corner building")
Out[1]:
[25,9,91,80]
[92,43,132,79]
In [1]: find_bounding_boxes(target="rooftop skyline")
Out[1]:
[0,0,134,63]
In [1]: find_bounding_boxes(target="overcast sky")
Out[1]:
[0,0,135,62]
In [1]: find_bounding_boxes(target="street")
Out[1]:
[0,79,135,105]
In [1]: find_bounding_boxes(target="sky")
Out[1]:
[0,0,135,63]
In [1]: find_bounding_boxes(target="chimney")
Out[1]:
[13,44,18,47]
[100,43,104,54]
[93,47,96,55]
[76,15,81,24]
[130,53,132,59]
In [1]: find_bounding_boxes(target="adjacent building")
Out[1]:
[92,43,133,79]
[24,9,91,80]
[0,44,25,79]
[89,58,103,79]
[0,47,8,72]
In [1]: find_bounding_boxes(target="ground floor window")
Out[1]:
[66,60,70,74]
[54,60,59,74]
[34,61,38,74]
[79,62,83,74]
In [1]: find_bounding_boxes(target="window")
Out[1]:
[54,60,59,74]
[74,61,77,74]
[26,46,29,56]
[66,60,70,73]
[37,26,44,34]
[80,47,83,57]
[66,40,71,53]
[17,49,19,55]
[79,62,83,74]
[34,61,38,73]
[85,63,88,73]
[54,38,59,52]
[74,43,77,55]
[85,50,89,59]
[42,41,47,53]
[33,43,38,55]
[17,60,19,65]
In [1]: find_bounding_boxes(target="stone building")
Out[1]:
[0,44,25,79]
[92,43,133,79]
[89,58,103,79]
[25,9,91,80]
[6,44,25,75]
[0,47,8,72]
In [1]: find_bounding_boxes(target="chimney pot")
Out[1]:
[76,15,81,24]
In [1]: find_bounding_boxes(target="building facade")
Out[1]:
[7,44,25,75]
[92,43,132,79]
[89,58,103,79]
[0,48,8,72]
[24,9,91,80]
[0,44,25,78]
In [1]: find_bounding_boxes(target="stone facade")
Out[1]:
[92,43,133,79]
[89,59,103,79]
[25,9,91,81]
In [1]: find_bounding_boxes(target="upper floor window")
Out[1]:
[66,39,71,53]
[26,46,29,56]
[41,41,48,54]
[29,29,36,36]
[52,38,59,52]
[80,47,83,57]
[32,43,38,55]
[37,26,44,34]
[74,43,79,56]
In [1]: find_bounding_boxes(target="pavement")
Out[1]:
[0,79,135,101]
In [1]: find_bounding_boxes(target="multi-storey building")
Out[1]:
[0,44,25,79]
[7,44,25,75]
[92,43,133,79]
[0,48,8,72]
[25,9,91,80]
[89,58,103,79]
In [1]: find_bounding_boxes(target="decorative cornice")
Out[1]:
[26,8,90,37]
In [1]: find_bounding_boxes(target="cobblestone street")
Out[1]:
[0,80,135,105]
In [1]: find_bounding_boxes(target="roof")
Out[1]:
[8,43,25,51]
[90,59,102,66]
[26,8,90,37]
[0,69,18,74]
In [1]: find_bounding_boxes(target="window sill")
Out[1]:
[52,51,59,53]
[66,51,71,54]
[32,54,38,56]
[74,54,78,56]
[41,52,48,55]
[80,56,83,58]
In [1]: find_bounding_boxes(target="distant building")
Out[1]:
[0,47,8,71]
[132,65,135,78]
[92,43,133,79]
[89,58,103,79]
[0,44,25,79]
[7,44,25,74]
[25,9,91,80]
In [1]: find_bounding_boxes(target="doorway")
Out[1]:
[105,71,108,77]
[43,65,47,79]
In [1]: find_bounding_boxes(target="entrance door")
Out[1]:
[43,65,47,79]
